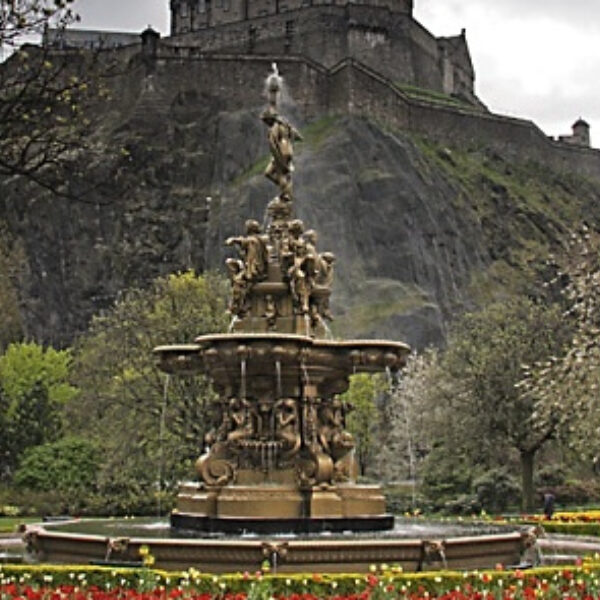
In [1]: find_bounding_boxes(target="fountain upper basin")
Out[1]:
[155,333,410,396]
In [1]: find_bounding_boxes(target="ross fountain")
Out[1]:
[24,64,536,572]
[155,63,408,535]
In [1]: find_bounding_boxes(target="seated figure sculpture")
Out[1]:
[225,220,269,317]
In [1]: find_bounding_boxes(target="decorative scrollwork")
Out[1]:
[196,443,237,487]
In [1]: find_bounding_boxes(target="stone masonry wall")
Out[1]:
[165,6,443,91]
[147,47,600,180]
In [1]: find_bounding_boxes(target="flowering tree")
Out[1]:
[375,350,439,485]
[421,297,569,511]
[521,226,600,469]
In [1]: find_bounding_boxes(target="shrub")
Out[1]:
[472,468,520,513]
[534,465,566,489]
[443,493,481,516]
[15,436,98,493]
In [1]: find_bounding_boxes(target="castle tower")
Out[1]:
[572,118,591,147]
[170,0,413,35]
[559,118,591,147]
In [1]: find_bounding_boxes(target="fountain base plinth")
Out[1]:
[170,513,394,535]
[171,482,393,534]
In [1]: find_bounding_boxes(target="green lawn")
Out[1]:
[0,516,38,534]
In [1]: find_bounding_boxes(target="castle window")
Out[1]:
[198,0,206,12]
[285,19,295,34]
[181,2,189,17]
[223,0,230,10]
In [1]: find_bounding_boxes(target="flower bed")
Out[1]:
[2,563,600,600]
[521,511,600,536]
[528,511,600,524]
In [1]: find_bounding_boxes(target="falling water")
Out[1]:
[268,441,276,475]
[275,360,282,398]
[385,365,394,387]
[392,370,418,508]
[321,320,334,340]
[228,315,239,333]
[301,361,310,385]
[261,440,267,473]
[240,358,247,399]
[271,548,278,574]
[157,374,170,517]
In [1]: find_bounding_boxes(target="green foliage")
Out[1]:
[418,296,570,511]
[1,563,599,598]
[0,342,76,407]
[0,342,77,481]
[472,468,520,513]
[534,465,566,489]
[14,436,98,495]
[530,521,600,536]
[421,443,473,509]
[342,373,382,476]
[68,270,228,514]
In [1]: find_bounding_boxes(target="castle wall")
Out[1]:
[171,0,414,33]
[166,6,438,90]
[405,19,443,92]
[138,44,600,180]
[331,60,600,179]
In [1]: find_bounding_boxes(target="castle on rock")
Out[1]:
[168,0,479,106]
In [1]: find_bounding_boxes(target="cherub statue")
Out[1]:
[314,251,336,321]
[317,251,336,287]
[274,398,301,461]
[285,220,312,314]
[227,397,254,443]
[317,398,355,481]
[226,219,269,283]
[225,258,248,316]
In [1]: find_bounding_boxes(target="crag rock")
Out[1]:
[2,81,600,349]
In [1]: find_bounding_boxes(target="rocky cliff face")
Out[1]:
[2,64,600,349]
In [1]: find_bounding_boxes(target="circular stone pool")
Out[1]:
[25,516,534,573]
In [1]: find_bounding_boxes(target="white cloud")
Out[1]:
[72,0,169,34]
[415,1,599,139]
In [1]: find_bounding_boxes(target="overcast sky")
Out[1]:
[70,0,599,143]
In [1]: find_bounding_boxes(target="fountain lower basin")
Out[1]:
[24,517,533,573]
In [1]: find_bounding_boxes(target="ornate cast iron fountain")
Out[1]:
[24,65,535,571]
[155,64,410,533]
